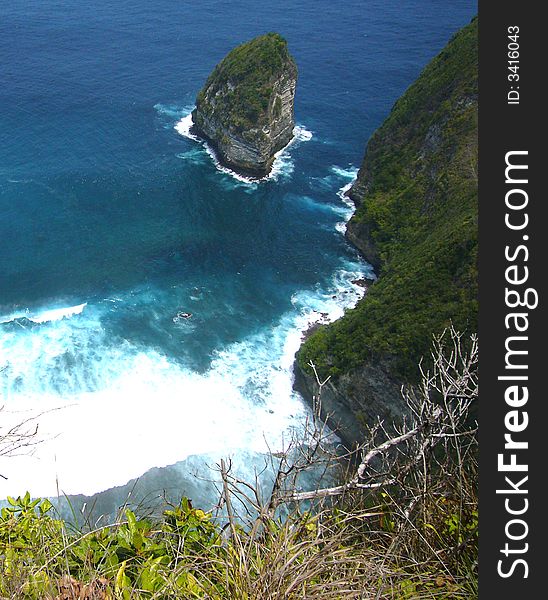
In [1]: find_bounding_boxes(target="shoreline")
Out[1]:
[174,111,312,184]
[189,121,275,181]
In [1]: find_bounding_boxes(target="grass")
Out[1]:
[0,482,477,599]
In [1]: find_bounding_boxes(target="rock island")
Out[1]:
[191,33,297,178]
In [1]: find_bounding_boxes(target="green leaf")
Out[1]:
[39,499,53,515]
[115,561,132,600]
[126,509,137,535]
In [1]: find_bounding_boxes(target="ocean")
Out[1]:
[0,0,476,508]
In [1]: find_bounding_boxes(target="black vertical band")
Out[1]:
[479,2,544,596]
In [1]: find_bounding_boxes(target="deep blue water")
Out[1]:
[0,0,476,500]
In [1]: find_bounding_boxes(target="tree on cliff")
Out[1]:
[219,326,479,595]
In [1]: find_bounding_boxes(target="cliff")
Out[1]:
[191,33,297,178]
[295,19,478,447]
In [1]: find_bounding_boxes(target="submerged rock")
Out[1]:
[191,33,297,178]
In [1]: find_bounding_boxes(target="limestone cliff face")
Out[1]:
[191,33,297,178]
[295,19,478,446]
[344,219,382,273]
[293,359,406,449]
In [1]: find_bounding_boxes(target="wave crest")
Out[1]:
[0,302,87,325]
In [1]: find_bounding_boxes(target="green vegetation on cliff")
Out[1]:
[194,32,296,134]
[298,19,478,379]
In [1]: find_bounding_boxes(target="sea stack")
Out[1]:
[191,33,297,178]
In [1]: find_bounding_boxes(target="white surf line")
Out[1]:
[0,302,87,325]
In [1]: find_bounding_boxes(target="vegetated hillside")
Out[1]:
[297,19,477,403]
[194,32,295,132]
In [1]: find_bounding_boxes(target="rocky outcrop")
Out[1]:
[293,359,406,450]
[344,219,382,273]
[191,33,297,178]
[295,19,478,446]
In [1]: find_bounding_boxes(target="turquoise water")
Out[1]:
[0,0,476,502]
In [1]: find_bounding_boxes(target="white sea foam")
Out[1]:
[173,112,200,142]
[331,165,359,180]
[335,221,348,234]
[325,165,359,233]
[173,106,312,185]
[153,103,189,126]
[0,327,305,496]
[174,112,258,186]
[296,194,349,216]
[0,256,371,499]
[336,181,355,207]
[29,303,87,324]
[299,164,359,233]
[0,302,87,325]
[175,149,207,164]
